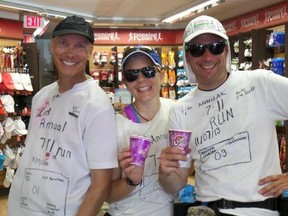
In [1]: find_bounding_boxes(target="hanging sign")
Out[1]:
[92,29,183,45]
[223,2,288,36]
[23,15,44,28]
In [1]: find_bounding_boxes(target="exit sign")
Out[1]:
[23,15,44,28]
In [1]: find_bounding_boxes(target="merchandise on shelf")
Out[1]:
[109,51,117,65]
[168,51,176,69]
[0,44,32,189]
[178,50,184,68]
[233,40,239,54]
[271,57,285,76]
[268,32,285,47]
[279,134,287,172]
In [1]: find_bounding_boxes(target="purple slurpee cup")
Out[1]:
[130,136,152,166]
[169,129,192,154]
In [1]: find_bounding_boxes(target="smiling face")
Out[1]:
[123,55,162,103]
[186,33,228,90]
[50,34,92,81]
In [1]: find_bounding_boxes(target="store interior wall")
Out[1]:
[36,39,55,89]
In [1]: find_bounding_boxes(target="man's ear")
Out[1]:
[50,38,55,52]
[88,45,93,58]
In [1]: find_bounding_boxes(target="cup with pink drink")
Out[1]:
[130,135,152,166]
[169,129,192,154]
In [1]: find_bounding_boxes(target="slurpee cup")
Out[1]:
[130,136,152,166]
[169,129,192,154]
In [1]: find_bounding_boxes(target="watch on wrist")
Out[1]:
[125,177,142,186]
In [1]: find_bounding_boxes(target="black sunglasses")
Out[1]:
[123,66,157,82]
[185,41,227,57]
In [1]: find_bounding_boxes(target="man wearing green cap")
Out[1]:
[7,15,118,216]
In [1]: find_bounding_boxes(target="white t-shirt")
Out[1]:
[108,98,175,216]
[8,78,118,216]
[170,69,288,216]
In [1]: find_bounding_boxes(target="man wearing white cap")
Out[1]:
[159,15,288,215]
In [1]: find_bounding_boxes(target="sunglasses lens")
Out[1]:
[209,42,225,55]
[123,70,139,82]
[142,66,156,78]
[186,41,226,57]
[189,44,205,57]
[123,66,157,82]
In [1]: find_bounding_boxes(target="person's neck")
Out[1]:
[132,98,161,122]
[58,73,90,93]
[198,72,229,91]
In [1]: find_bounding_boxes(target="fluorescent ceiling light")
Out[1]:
[0,8,20,20]
[93,23,144,27]
[0,3,38,13]
[0,0,96,21]
[162,0,219,23]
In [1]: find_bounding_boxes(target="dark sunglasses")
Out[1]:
[185,41,227,57]
[123,66,157,82]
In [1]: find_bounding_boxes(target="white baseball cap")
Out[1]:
[21,73,33,92]
[10,73,24,91]
[183,15,231,83]
[3,117,14,133]
[0,124,4,140]
[183,15,228,43]
[0,117,14,143]
[0,95,15,113]
[13,119,27,135]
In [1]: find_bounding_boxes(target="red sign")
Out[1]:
[93,29,183,45]
[23,34,35,43]
[23,15,44,28]
[0,18,23,39]
[223,2,288,36]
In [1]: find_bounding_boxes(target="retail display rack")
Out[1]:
[88,45,196,108]
[0,39,34,189]
[229,23,288,172]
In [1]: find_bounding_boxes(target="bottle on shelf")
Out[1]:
[280,188,288,216]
